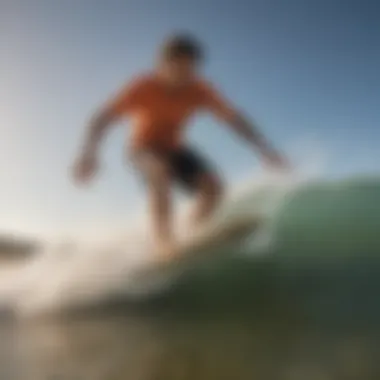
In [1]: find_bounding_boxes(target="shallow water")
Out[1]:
[1,259,380,380]
[1,176,380,379]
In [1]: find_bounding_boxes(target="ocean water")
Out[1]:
[0,175,379,379]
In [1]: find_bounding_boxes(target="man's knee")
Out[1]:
[140,157,171,191]
[200,173,224,201]
[151,162,171,186]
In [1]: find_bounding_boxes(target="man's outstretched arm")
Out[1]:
[81,108,117,157]
[72,79,142,183]
[202,83,289,168]
[223,112,287,167]
[72,107,117,184]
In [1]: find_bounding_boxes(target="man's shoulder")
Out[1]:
[192,77,219,98]
[126,72,156,90]
[194,76,212,88]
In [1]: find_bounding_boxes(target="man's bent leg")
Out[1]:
[189,173,224,228]
[170,147,224,231]
[135,153,176,259]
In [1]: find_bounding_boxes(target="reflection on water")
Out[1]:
[1,258,380,380]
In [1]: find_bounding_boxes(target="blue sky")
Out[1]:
[1,0,379,238]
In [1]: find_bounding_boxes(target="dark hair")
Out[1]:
[161,33,204,62]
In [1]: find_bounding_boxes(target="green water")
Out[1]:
[1,176,379,379]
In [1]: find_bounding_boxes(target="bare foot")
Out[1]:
[155,239,178,264]
[185,215,213,240]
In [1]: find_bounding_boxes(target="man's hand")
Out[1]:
[72,150,99,185]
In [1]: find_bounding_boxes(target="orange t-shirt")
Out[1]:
[107,74,234,150]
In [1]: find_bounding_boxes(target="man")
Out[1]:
[73,33,289,259]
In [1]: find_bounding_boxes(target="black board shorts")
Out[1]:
[132,145,214,193]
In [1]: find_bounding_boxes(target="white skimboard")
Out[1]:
[133,215,262,281]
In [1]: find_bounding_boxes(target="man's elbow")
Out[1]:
[90,108,115,130]
[222,109,242,126]
[212,106,238,124]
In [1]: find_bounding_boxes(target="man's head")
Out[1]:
[158,33,204,85]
